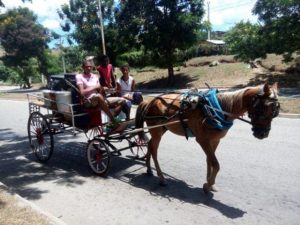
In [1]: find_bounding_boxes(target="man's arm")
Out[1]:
[131,79,136,91]
[77,83,100,95]
[111,68,116,88]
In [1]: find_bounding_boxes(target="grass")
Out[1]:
[114,54,299,89]
[115,54,300,113]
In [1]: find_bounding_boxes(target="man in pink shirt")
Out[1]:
[76,60,123,130]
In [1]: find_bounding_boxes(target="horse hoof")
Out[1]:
[203,183,212,194]
[146,169,153,176]
[211,185,218,192]
[203,183,218,193]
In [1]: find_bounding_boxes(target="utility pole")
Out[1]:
[60,37,66,74]
[97,0,106,55]
[207,1,211,40]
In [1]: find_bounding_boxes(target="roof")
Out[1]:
[206,39,225,45]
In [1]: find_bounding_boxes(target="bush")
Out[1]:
[0,64,19,82]
[116,51,152,67]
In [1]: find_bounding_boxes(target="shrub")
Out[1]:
[0,64,19,82]
[116,51,152,67]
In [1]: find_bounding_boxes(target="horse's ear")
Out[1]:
[270,82,279,97]
[272,82,278,91]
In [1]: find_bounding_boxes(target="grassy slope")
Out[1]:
[115,54,300,113]
[120,54,299,89]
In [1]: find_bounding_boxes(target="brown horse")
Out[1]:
[135,83,280,193]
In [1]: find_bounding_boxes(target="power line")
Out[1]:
[210,0,254,12]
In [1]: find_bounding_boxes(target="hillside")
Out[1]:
[122,54,300,89]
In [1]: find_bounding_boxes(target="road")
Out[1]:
[0,100,300,225]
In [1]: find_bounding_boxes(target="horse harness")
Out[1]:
[142,87,280,140]
[143,89,234,140]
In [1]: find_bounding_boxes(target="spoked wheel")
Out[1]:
[87,138,111,176]
[27,111,54,162]
[128,134,149,160]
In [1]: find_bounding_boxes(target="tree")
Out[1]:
[252,0,300,61]
[0,62,19,82]
[116,0,205,83]
[39,49,63,77]
[0,0,31,8]
[58,0,116,60]
[62,46,88,73]
[0,7,49,87]
[224,21,264,62]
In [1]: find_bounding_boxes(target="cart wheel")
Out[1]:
[128,134,149,160]
[87,139,111,176]
[27,111,54,162]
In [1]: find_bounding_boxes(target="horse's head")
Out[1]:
[247,83,280,139]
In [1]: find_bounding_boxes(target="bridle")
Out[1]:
[248,95,280,120]
[248,94,280,133]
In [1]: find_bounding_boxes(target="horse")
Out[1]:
[135,83,280,193]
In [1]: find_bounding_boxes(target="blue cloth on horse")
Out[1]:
[203,89,233,130]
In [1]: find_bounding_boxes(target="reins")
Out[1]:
[124,118,189,135]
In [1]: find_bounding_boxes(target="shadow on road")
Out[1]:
[0,129,144,199]
[0,128,246,219]
[115,171,246,219]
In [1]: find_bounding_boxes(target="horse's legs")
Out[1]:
[148,129,166,185]
[206,141,220,181]
[145,140,153,175]
[197,139,220,193]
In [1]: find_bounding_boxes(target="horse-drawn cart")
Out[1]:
[26,74,148,176]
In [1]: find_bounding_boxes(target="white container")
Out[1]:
[55,91,72,113]
[43,90,56,109]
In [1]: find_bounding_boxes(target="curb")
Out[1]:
[278,113,300,119]
[0,182,67,225]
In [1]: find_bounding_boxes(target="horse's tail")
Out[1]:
[135,101,149,139]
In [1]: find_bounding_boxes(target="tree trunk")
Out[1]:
[25,78,31,89]
[167,64,174,85]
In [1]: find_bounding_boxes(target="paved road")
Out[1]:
[0,100,300,225]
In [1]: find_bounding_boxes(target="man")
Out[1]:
[76,60,123,131]
[96,55,116,89]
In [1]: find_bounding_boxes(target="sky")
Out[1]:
[1,0,258,47]
[206,0,258,31]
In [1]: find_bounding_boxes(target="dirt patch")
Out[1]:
[0,188,51,225]
[278,97,300,114]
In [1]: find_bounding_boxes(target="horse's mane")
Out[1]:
[217,87,254,116]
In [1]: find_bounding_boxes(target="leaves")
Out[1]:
[0,7,48,86]
[58,0,115,57]
[116,0,205,80]
[253,0,300,60]
[225,0,300,62]
[0,7,47,61]
[224,21,264,62]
